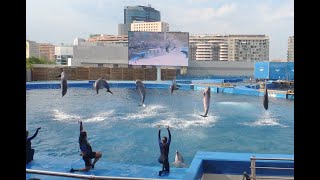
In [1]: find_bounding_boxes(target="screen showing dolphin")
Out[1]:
[128,31,189,66]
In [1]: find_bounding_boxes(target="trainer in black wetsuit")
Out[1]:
[158,126,171,176]
[26,127,41,164]
[70,121,102,172]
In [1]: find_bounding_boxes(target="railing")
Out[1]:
[26,169,171,180]
[250,156,294,180]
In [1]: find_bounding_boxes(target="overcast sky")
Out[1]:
[26,0,293,60]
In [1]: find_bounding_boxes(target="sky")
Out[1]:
[26,0,293,60]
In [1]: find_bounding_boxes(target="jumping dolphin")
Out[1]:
[136,80,146,107]
[56,71,67,97]
[263,87,268,110]
[94,77,113,95]
[181,50,188,58]
[171,150,187,168]
[170,79,180,94]
[200,87,211,117]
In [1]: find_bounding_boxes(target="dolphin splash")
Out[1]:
[136,80,146,107]
[200,87,211,117]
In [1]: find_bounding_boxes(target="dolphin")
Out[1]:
[56,71,67,97]
[200,87,211,117]
[170,79,180,94]
[171,150,187,168]
[181,50,188,58]
[136,80,146,107]
[94,77,113,95]
[263,87,268,110]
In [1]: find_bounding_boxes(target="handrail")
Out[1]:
[26,169,171,180]
[250,156,294,180]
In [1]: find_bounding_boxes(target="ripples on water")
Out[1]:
[27,88,294,167]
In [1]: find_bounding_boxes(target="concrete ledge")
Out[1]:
[184,152,294,180]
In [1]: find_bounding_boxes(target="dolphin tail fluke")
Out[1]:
[200,114,208,117]
[107,89,113,95]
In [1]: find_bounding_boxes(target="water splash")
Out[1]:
[152,112,218,129]
[122,105,166,120]
[85,110,115,122]
[241,111,288,128]
[52,109,82,121]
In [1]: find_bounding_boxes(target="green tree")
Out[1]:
[26,57,55,69]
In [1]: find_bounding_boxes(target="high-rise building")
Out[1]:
[287,36,294,61]
[228,35,269,62]
[118,5,161,35]
[124,5,160,24]
[26,40,40,58]
[39,43,55,62]
[189,34,269,62]
[189,35,228,61]
[130,21,169,32]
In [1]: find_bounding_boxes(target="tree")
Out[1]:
[26,57,55,69]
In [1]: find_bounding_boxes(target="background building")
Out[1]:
[55,46,73,65]
[228,35,269,62]
[87,34,128,46]
[189,34,269,62]
[71,43,127,67]
[118,24,131,36]
[118,5,161,35]
[189,35,229,61]
[39,43,55,62]
[74,38,85,46]
[26,40,40,58]
[131,21,169,32]
[124,5,160,24]
[287,36,294,61]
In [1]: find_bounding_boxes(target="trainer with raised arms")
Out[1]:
[157,125,171,176]
[70,121,102,172]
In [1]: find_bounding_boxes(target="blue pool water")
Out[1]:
[26,87,293,179]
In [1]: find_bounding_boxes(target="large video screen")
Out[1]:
[128,31,189,66]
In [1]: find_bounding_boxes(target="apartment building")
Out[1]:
[189,34,229,61]
[39,43,55,62]
[189,34,269,62]
[287,36,294,61]
[87,34,128,46]
[131,21,169,32]
[228,35,269,62]
[26,40,40,58]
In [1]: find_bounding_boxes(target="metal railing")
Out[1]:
[26,169,171,180]
[250,156,294,180]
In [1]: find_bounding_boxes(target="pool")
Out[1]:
[26,86,293,178]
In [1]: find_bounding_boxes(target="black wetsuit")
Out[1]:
[79,139,96,167]
[26,129,39,164]
[158,129,171,173]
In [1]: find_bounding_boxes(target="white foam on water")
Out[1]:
[122,104,166,120]
[218,101,253,108]
[150,112,218,129]
[241,111,288,128]
[85,110,115,122]
[52,109,82,121]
